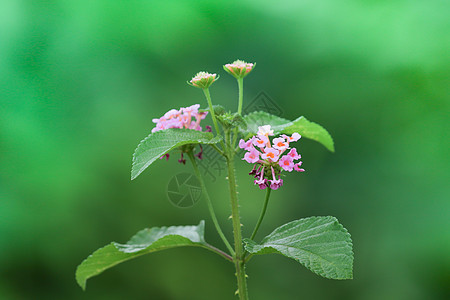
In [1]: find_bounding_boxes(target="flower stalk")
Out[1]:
[202,88,226,150]
[237,77,244,115]
[187,151,234,255]
[249,188,272,241]
[224,129,249,300]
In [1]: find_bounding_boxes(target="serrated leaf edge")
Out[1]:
[244,216,354,280]
[76,221,206,290]
[131,129,221,180]
[243,111,335,152]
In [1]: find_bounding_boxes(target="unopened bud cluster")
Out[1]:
[223,60,255,79]
[189,72,218,89]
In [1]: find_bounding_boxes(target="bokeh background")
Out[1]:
[1,1,449,299]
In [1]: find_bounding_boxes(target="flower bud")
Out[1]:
[223,59,255,79]
[189,71,218,89]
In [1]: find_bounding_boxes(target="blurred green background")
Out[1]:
[1,0,449,299]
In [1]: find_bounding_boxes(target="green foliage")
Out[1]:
[212,105,247,131]
[212,105,226,116]
[243,111,335,152]
[131,129,222,180]
[244,216,353,280]
[76,221,208,290]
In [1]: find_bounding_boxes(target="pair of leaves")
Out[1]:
[242,111,335,152]
[76,217,353,290]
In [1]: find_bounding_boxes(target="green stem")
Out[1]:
[202,243,233,262]
[187,151,234,255]
[202,88,225,150]
[225,130,249,300]
[249,188,271,241]
[210,144,225,157]
[237,78,244,115]
[232,78,244,149]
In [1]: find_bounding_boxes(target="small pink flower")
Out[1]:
[195,145,204,160]
[253,135,269,149]
[254,178,268,189]
[294,162,305,172]
[182,104,200,115]
[270,178,283,190]
[239,138,255,151]
[164,109,180,120]
[254,167,268,189]
[283,132,301,142]
[269,166,283,190]
[261,147,280,162]
[243,147,260,164]
[279,155,294,172]
[257,125,274,137]
[272,137,289,151]
[287,148,301,160]
[159,153,170,161]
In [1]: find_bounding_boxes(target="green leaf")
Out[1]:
[212,105,226,116]
[76,221,208,290]
[244,216,353,280]
[243,111,335,152]
[131,128,221,180]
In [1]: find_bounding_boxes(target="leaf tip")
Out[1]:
[75,269,87,291]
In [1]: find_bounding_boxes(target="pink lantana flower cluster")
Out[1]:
[152,104,210,133]
[152,104,210,164]
[240,125,305,190]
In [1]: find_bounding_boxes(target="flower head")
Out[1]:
[152,105,208,163]
[223,59,255,79]
[189,71,218,89]
[152,104,208,133]
[240,126,305,190]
